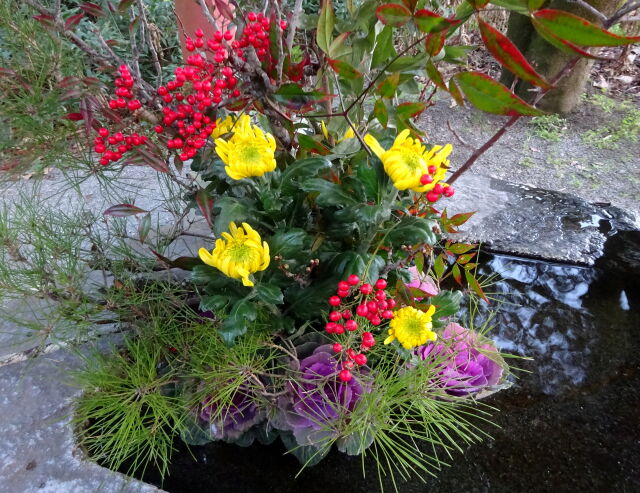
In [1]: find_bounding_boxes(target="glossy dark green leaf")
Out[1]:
[302,178,359,207]
[256,283,284,305]
[199,294,231,311]
[372,26,396,68]
[280,157,332,194]
[272,84,335,112]
[430,290,463,318]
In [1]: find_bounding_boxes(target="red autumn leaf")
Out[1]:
[327,58,363,80]
[80,2,105,18]
[448,211,476,226]
[376,3,412,27]
[195,188,214,227]
[478,18,552,90]
[64,112,84,121]
[426,59,447,91]
[64,12,84,30]
[376,73,400,98]
[413,9,460,33]
[33,14,56,29]
[425,31,447,56]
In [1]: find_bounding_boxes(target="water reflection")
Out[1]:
[473,255,615,395]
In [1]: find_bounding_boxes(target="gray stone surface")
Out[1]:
[446,173,638,265]
[0,344,164,493]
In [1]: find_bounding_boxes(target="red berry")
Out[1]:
[375,279,388,290]
[382,310,394,319]
[337,281,349,291]
[339,369,352,382]
[98,127,109,137]
[354,354,367,366]
[348,274,360,285]
[443,186,455,197]
[345,320,358,332]
[377,300,388,310]
[420,174,433,185]
[154,125,164,133]
[375,290,387,301]
[346,348,356,360]
[325,322,337,333]
[224,30,233,41]
[195,28,204,37]
[337,289,350,298]
[428,165,437,174]
[386,298,397,309]
[342,310,352,319]
[329,296,341,306]
[343,360,355,370]
[362,332,374,343]
[433,183,444,194]
[355,304,368,317]
[360,283,373,295]
[369,316,381,326]
[247,12,257,21]
[366,301,378,312]
[334,324,345,335]
[329,311,342,322]
[94,145,106,153]
[427,191,439,202]
[332,343,343,353]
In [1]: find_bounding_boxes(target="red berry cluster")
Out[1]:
[230,11,287,69]
[325,275,397,382]
[108,64,142,112]
[420,168,455,202]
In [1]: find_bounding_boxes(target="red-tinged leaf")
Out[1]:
[446,242,475,254]
[80,2,105,17]
[327,58,363,80]
[464,262,478,270]
[286,53,310,82]
[376,3,412,27]
[373,98,389,127]
[103,203,148,217]
[328,32,351,58]
[151,250,203,271]
[452,263,463,285]
[64,112,84,121]
[61,88,84,101]
[533,9,640,47]
[415,251,425,272]
[214,0,235,22]
[126,147,170,173]
[530,20,603,59]
[401,0,418,12]
[433,253,446,279]
[298,134,331,155]
[414,9,460,33]
[465,269,489,302]
[138,213,151,244]
[449,210,476,226]
[105,39,120,47]
[528,0,544,10]
[79,98,94,136]
[457,252,477,264]
[117,0,134,12]
[195,188,214,227]
[454,71,544,116]
[448,79,465,106]
[479,18,552,89]
[82,77,104,89]
[377,73,400,98]
[425,31,447,56]
[64,13,84,30]
[33,14,56,29]
[426,59,447,91]
[397,101,427,119]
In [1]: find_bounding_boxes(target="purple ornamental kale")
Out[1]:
[416,322,504,396]
[199,384,265,441]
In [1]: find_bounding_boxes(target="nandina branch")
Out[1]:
[448,57,580,185]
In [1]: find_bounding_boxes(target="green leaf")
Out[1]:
[103,203,147,217]
[452,263,463,285]
[200,294,231,311]
[373,98,389,127]
[355,155,386,199]
[256,283,284,305]
[430,290,463,318]
[426,59,447,91]
[528,0,544,10]
[298,134,331,155]
[371,26,396,68]
[302,178,359,207]
[376,3,413,27]
[433,253,446,279]
[385,216,437,246]
[448,210,476,226]
[327,58,363,80]
[272,84,334,112]
[317,0,335,53]
[415,251,425,272]
[212,197,253,237]
[465,269,489,302]
[478,18,552,89]
[413,9,460,33]
[454,71,544,116]
[328,32,352,58]
[269,229,309,257]
[448,79,465,106]
[490,0,528,15]
[396,102,427,120]
[377,73,401,98]
[280,157,332,194]
[446,242,475,254]
[192,264,222,284]
[117,0,134,12]
[387,53,429,71]
[219,299,258,346]
[457,252,477,264]
[336,430,375,455]
[138,213,151,243]
[425,31,447,56]
[532,9,640,47]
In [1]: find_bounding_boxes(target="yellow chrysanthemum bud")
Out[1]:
[211,115,236,139]
[214,115,277,180]
[364,130,452,193]
[198,222,270,287]
[384,305,437,350]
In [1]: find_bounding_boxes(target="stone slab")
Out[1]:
[446,174,638,266]
[0,342,164,493]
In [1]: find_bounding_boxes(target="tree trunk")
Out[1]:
[501,0,619,114]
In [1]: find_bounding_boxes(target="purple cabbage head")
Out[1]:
[416,322,504,396]
[199,384,265,441]
[276,344,364,445]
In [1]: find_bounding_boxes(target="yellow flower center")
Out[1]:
[399,150,423,170]
[384,305,437,350]
[238,145,261,165]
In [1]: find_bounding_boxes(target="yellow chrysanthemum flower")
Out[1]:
[384,305,437,350]
[364,130,452,193]
[198,222,270,287]
[214,114,277,180]
[211,115,236,139]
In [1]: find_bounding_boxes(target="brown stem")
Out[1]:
[606,1,640,27]
[447,57,580,185]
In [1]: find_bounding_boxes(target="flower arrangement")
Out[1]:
[15,0,633,488]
